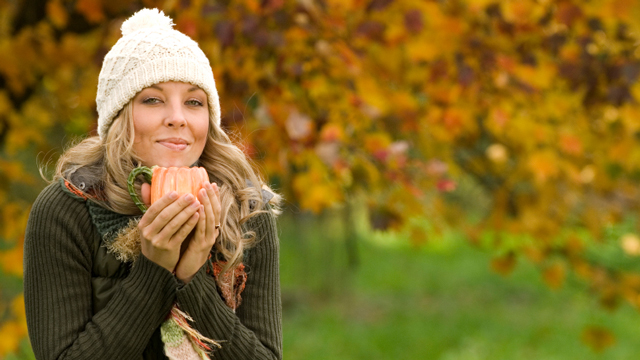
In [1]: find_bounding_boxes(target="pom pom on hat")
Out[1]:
[96,8,220,139]
[121,8,174,36]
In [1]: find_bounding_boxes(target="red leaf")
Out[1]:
[404,10,423,34]
[367,0,393,12]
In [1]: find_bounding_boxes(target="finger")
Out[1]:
[211,183,221,229]
[170,208,200,244]
[138,191,178,234]
[193,205,207,243]
[156,196,201,243]
[199,185,216,242]
[142,194,197,242]
[141,183,151,207]
[206,183,221,233]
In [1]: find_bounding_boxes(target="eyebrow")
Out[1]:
[148,84,202,92]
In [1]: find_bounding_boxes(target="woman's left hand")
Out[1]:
[174,182,222,283]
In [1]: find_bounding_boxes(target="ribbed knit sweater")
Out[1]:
[23,182,282,359]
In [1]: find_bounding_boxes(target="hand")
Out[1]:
[137,183,201,273]
[174,182,221,283]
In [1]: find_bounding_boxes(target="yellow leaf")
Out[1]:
[319,123,345,143]
[0,321,26,355]
[572,260,593,280]
[385,18,407,44]
[0,245,24,277]
[559,133,583,157]
[605,0,638,21]
[1,201,30,241]
[619,103,640,134]
[432,107,475,141]
[523,246,544,264]
[244,0,261,13]
[325,0,359,12]
[581,326,616,353]
[542,262,565,289]
[527,150,560,184]
[501,0,546,24]
[491,252,516,276]
[391,91,418,115]
[0,90,12,114]
[364,132,392,157]
[578,165,596,184]
[334,41,361,74]
[292,167,343,213]
[487,105,512,136]
[351,158,381,186]
[560,42,581,62]
[6,117,46,155]
[514,64,556,90]
[11,294,26,323]
[355,76,389,116]
[621,234,640,256]
[76,0,105,23]
[409,225,428,246]
[608,139,632,164]
[305,76,334,103]
[486,143,508,164]
[0,160,30,184]
[467,0,496,13]
[46,0,68,29]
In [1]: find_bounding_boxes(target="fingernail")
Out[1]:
[169,192,178,200]
[185,194,194,202]
[205,183,212,190]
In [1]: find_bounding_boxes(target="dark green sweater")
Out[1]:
[24,182,282,359]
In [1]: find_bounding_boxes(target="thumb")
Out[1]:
[141,183,151,207]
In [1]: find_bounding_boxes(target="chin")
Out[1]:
[145,158,197,168]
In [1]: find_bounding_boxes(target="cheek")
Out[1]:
[194,116,210,147]
[132,110,153,142]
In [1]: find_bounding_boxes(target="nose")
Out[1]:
[164,100,186,128]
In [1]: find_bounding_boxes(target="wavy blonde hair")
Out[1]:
[53,100,280,273]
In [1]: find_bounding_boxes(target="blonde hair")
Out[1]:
[53,100,280,273]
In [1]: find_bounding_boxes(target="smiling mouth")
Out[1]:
[157,140,189,151]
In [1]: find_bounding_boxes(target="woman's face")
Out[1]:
[132,81,209,167]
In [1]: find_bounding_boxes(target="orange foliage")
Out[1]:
[4,0,640,355]
[581,325,616,353]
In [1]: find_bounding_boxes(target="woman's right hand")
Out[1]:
[137,183,201,272]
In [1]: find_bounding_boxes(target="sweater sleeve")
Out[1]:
[23,183,178,359]
[175,207,283,359]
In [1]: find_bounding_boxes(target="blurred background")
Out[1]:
[3,0,640,358]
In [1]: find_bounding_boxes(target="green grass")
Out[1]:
[279,214,640,359]
[5,212,640,359]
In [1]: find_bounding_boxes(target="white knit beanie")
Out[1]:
[96,8,220,139]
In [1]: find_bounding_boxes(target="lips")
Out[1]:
[157,138,189,151]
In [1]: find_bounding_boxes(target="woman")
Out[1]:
[23,8,282,360]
